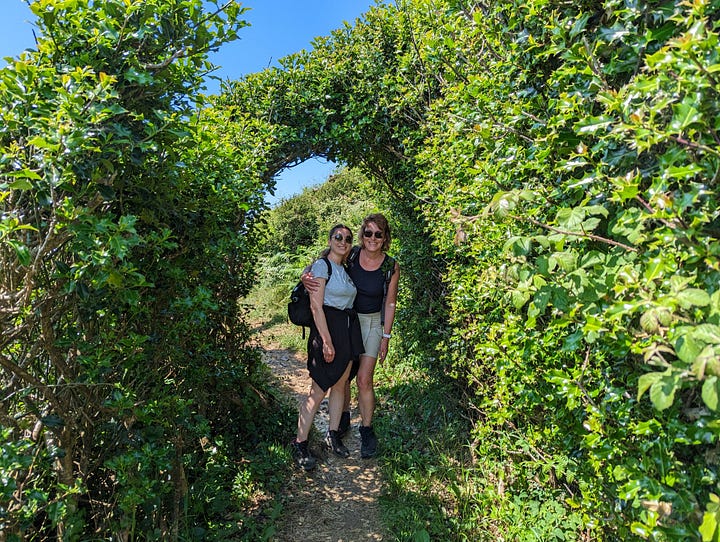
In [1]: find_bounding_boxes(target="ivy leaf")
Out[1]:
[511,289,531,309]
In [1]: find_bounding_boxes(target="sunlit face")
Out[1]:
[329,228,352,257]
[361,222,384,251]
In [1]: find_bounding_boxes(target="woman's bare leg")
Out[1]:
[356,354,377,426]
[296,380,326,441]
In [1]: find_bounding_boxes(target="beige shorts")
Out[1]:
[358,312,382,359]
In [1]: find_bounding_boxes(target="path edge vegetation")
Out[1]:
[2,0,720,540]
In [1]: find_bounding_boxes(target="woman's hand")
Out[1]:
[301,272,321,294]
[322,340,335,362]
[378,337,389,363]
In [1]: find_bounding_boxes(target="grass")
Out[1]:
[374,357,478,541]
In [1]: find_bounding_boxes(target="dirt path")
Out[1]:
[261,342,386,541]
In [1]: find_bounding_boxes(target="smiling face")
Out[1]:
[329,226,353,258]
[361,221,385,253]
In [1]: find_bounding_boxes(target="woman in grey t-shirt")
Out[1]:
[290,225,363,471]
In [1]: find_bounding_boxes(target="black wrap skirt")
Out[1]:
[307,305,363,391]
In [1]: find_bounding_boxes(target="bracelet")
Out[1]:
[382,333,392,339]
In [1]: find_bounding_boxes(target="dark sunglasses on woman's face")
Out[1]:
[333,233,353,243]
[363,230,384,239]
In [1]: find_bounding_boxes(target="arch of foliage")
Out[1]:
[4,0,720,539]
[223,0,720,539]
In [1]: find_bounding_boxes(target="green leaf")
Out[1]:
[7,168,42,181]
[581,217,601,231]
[703,376,720,411]
[575,115,614,134]
[644,257,666,281]
[692,324,720,344]
[638,372,662,400]
[511,289,531,309]
[614,182,639,201]
[677,289,711,309]
[664,163,703,180]
[700,497,720,542]
[676,334,702,364]
[7,240,31,266]
[549,251,577,272]
[640,310,661,333]
[569,13,590,38]
[556,207,585,230]
[27,135,60,151]
[649,373,679,411]
[9,179,33,190]
[670,98,701,132]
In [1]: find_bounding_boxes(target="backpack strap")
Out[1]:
[380,255,396,326]
[347,246,361,268]
[321,256,332,282]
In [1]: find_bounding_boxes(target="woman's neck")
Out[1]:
[361,247,384,261]
[327,252,344,265]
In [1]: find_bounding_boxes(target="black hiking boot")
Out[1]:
[337,410,351,438]
[359,425,378,459]
[290,439,317,471]
[325,430,350,458]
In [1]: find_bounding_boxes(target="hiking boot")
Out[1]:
[337,410,351,438]
[325,430,350,458]
[290,439,317,471]
[359,425,378,459]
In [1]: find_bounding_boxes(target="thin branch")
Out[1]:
[669,134,720,157]
[511,214,639,252]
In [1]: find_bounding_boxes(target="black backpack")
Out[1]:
[288,257,332,331]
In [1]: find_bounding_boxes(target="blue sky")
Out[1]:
[0,0,378,205]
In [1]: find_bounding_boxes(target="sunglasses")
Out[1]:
[363,230,384,239]
[333,233,353,243]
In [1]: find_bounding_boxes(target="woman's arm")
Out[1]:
[301,271,322,294]
[379,261,400,362]
[309,279,335,362]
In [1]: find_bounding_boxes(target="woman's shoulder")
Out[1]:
[311,257,332,278]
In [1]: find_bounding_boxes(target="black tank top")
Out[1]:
[347,255,387,314]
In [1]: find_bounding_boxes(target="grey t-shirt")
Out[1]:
[311,258,356,310]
